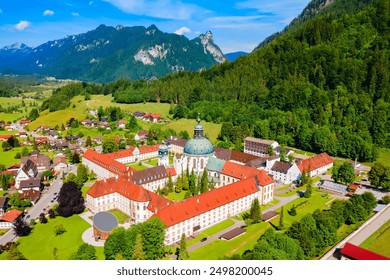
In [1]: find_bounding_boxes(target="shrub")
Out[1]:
[54,224,66,236]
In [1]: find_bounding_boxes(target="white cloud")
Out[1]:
[174,26,191,35]
[43,10,54,16]
[15,20,31,31]
[103,0,207,20]
[236,0,310,21]
[71,12,80,17]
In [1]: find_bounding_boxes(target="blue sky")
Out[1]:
[0,0,311,53]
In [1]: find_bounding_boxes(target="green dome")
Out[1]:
[184,114,214,155]
[184,138,214,155]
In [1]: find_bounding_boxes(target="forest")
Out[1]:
[40,0,389,162]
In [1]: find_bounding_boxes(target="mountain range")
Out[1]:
[0,24,226,83]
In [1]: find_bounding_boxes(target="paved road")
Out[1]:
[0,177,64,246]
[321,203,390,260]
[348,204,390,246]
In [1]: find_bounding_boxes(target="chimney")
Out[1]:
[116,175,118,180]
[104,178,106,183]
[196,198,199,204]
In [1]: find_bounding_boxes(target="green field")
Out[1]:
[163,118,221,143]
[377,148,390,167]
[0,113,26,123]
[16,215,90,260]
[360,219,390,258]
[189,189,332,259]
[28,95,171,131]
[0,146,28,166]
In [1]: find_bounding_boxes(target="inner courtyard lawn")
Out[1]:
[17,215,90,260]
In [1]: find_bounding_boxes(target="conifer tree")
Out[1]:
[167,174,174,193]
[177,234,189,260]
[132,233,146,260]
[200,168,209,193]
[279,206,285,230]
[250,198,261,223]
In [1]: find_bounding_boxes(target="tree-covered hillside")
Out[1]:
[42,0,389,162]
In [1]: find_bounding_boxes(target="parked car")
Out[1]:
[201,237,207,242]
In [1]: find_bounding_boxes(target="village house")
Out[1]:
[133,111,145,119]
[0,209,23,229]
[117,119,127,129]
[134,130,148,141]
[21,152,51,172]
[53,156,68,172]
[15,159,41,188]
[166,136,187,154]
[18,119,30,127]
[0,197,7,215]
[18,189,40,205]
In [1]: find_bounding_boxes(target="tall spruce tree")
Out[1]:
[177,234,189,260]
[250,198,261,223]
[132,233,146,260]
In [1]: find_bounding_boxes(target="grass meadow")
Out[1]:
[16,215,90,260]
[360,219,390,258]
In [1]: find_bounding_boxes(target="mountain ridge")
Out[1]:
[0,24,226,82]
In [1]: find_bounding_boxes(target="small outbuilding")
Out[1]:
[92,211,118,241]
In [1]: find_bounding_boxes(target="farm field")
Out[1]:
[28,95,171,131]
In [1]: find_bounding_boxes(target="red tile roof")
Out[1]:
[166,168,177,177]
[0,209,23,223]
[348,183,360,191]
[0,135,12,140]
[152,177,259,227]
[298,152,334,173]
[341,242,389,260]
[83,149,134,176]
[150,113,161,119]
[87,177,172,211]
[221,161,274,186]
[138,144,159,154]
[109,147,136,159]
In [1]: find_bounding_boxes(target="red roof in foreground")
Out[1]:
[341,242,390,260]
[152,177,259,227]
[298,152,334,173]
[0,209,23,223]
[221,161,274,186]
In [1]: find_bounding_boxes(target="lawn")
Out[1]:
[0,146,30,166]
[187,219,235,247]
[0,130,18,135]
[109,209,129,224]
[128,162,148,171]
[146,158,159,167]
[189,222,271,260]
[167,191,187,202]
[0,229,8,236]
[16,215,90,260]
[376,148,390,167]
[189,189,332,259]
[0,113,26,123]
[360,219,390,258]
[163,118,221,143]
